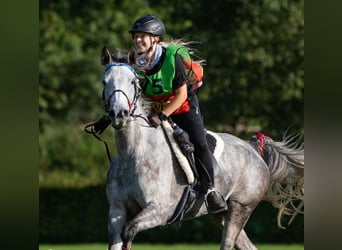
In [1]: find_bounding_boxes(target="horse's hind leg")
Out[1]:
[121,202,164,250]
[235,229,258,250]
[220,201,256,250]
[209,214,257,250]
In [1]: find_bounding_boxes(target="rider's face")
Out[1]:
[133,32,156,54]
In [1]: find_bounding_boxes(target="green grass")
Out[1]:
[39,243,304,250]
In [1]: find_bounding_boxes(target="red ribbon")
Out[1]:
[255,131,272,156]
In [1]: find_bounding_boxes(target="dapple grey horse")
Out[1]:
[100,48,304,250]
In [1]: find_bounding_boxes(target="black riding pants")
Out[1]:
[171,95,214,191]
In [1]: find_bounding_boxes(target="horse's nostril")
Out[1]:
[109,109,129,119]
[117,110,129,118]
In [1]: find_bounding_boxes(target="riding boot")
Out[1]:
[197,160,228,214]
[205,187,228,214]
[192,147,228,214]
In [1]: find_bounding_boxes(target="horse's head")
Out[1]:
[101,47,142,129]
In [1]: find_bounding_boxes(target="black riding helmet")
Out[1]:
[129,15,166,39]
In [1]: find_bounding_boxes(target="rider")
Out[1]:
[129,14,227,214]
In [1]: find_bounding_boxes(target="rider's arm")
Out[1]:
[161,54,188,117]
[162,84,187,117]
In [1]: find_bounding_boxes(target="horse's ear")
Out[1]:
[101,46,112,66]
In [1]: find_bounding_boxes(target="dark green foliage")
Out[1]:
[245,201,304,243]
[39,123,115,188]
[39,186,108,243]
[39,0,303,136]
[39,0,154,131]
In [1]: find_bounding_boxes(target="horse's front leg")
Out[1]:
[121,202,164,250]
[108,207,127,250]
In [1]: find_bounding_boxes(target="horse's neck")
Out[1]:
[115,121,164,159]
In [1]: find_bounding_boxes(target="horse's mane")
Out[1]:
[111,48,130,63]
[110,38,205,67]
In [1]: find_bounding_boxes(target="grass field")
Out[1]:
[39,243,304,250]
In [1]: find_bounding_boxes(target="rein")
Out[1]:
[84,122,112,163]
[84,112,151,165]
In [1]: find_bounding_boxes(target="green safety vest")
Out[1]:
[141,45,191,97]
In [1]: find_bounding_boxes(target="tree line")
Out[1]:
[39,0,304,137]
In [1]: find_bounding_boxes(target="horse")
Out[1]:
[99,47,304,250]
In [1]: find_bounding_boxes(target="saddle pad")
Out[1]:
[206,130,224,160]
[161,121,195,184]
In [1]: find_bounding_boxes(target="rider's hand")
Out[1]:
[148,113,162,127]
[94,115,111,134]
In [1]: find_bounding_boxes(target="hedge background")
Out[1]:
[39,186,303,243]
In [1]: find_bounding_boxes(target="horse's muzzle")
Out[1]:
[109,109,129,130]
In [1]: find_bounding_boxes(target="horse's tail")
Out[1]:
[249,132,304,229]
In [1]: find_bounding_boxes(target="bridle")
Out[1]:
[103,63,141,117]
[84,63,149,164]
[102,63,149,124]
